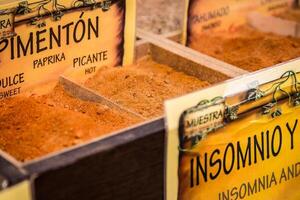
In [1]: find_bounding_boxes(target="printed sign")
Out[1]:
[179,98,225,149]
[0,181,31,200]
[183,0,293,45]
[165,59,300,200]
[0,0,135,99]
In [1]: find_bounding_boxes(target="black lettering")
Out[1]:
[209,149,221,180]
[266,131,270,159]
[271,126,282,156]
[254,132,264,164]
[196,153,207,185]
[49,26,61,49]
[237,137,251,170]
[190,158,194,188]
[88,16,99,39]
[223,143,235,175]
[74,17,86,43]
[62,22,74,45]
[239,184,247,199]
[36,29,48,53]
[0,39,8,53]
[17,33,33,58]
[286,119,298,150]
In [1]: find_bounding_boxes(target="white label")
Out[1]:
[181,102,225,138]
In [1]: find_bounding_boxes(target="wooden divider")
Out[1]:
[0,32,243,200]
[137,29,250,78]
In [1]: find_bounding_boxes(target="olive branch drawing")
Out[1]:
[72,0,111,11]
[247,71,300,118]
[14,0,111,27]
[15,0,66,27]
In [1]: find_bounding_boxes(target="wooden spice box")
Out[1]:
[159,1,300,74]
[0,35,243,200]
[0,153,26,190]
[157,26,300,73]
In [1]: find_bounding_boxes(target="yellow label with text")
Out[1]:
[166,62,300,200]
[0,0,135,99]
[178,103,300,200]
[0,181,31,200]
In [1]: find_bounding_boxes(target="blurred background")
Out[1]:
[137,0,185,34]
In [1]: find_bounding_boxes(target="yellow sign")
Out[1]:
[165,59,300,200]
[0,181,31,200]
[0,0,135,99]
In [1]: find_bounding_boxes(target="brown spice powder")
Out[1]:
[84,57,210,119]
[189,25,300,71]
[0,84,142,162]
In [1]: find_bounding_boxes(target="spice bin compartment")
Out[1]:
[0,37,238,200]
[159,0,300,73]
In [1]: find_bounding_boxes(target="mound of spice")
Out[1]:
[189,25,300,71]
[84,57,210,119]
[0,84,141,162]
[276,9,300,23]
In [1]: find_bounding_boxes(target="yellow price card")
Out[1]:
[165,59,300,200]
[0,0,136,98]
